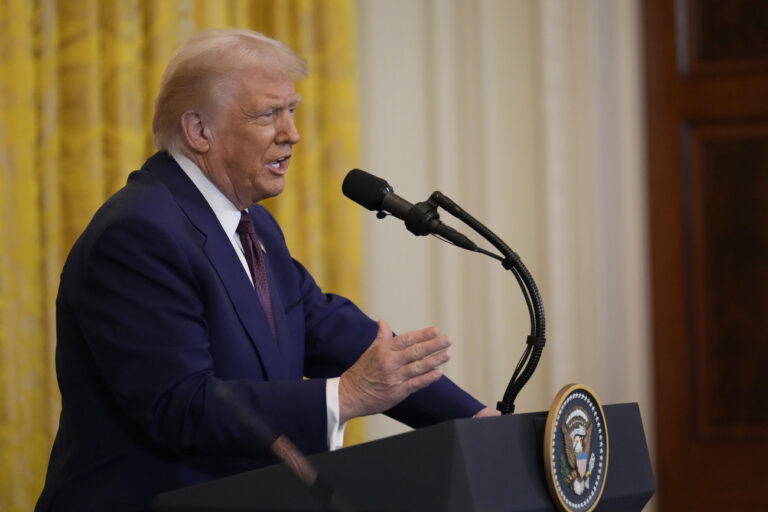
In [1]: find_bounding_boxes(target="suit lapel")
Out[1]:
[144,152,284,380]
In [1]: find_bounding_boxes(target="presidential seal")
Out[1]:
[544,384,608,512]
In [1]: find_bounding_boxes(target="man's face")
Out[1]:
[200,66,301,209]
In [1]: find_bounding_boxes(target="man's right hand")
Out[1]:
[338,320,452,424]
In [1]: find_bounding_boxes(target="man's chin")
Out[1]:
[254,180,286,204]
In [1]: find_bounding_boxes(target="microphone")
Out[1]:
[211,385,351,512]
[342,169,476,250]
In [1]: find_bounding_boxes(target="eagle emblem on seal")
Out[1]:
[559,406,596,496]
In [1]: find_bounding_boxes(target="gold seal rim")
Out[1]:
[543,383,609,512]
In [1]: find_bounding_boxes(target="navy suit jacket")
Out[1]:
[36,152,483,511]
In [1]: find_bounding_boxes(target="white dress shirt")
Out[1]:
[170,151,346,451]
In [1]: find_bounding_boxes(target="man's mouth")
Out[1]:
[267,155,291,173]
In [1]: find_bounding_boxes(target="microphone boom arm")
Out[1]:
[427,191,546,415]
[344,165,546,414]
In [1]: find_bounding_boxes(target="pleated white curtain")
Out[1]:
[355,0,651,452]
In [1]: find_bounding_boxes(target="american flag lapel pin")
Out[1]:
[258,240,267,254]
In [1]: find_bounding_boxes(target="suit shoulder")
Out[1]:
[67,170,194,262]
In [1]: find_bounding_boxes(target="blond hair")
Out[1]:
[152,29,307,152]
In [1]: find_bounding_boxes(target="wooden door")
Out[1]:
[644,0,768,509]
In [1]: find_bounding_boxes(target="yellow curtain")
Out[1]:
[0,1,364,510]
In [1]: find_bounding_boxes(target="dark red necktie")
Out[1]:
[236,211,276,338]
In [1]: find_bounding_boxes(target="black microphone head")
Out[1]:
[342,169,392,211]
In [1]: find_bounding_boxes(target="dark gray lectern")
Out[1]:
[153,402,654,511]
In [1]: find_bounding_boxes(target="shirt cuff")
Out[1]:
[326,377,347,451]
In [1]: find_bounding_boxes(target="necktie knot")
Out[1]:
[236,211,256,236]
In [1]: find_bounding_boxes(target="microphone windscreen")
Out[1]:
[342,169,390,211]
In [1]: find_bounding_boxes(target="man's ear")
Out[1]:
[180,111,212,153]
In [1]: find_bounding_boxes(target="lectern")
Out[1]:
[153,402,654,511]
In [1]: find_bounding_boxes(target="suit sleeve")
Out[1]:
[292,259,486,428]
[66,215,328,459]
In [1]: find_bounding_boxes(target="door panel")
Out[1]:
[644,0,768,509]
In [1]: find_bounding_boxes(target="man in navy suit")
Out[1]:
[36,29,497,511]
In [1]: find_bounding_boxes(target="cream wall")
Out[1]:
[355,0,651,449]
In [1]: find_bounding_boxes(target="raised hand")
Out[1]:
[338,320,452,423]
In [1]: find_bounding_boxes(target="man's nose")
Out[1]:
[277,112,300,145]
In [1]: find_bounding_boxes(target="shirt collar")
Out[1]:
[170,150,243,239]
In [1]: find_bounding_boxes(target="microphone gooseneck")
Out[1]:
[342,169,546,414]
